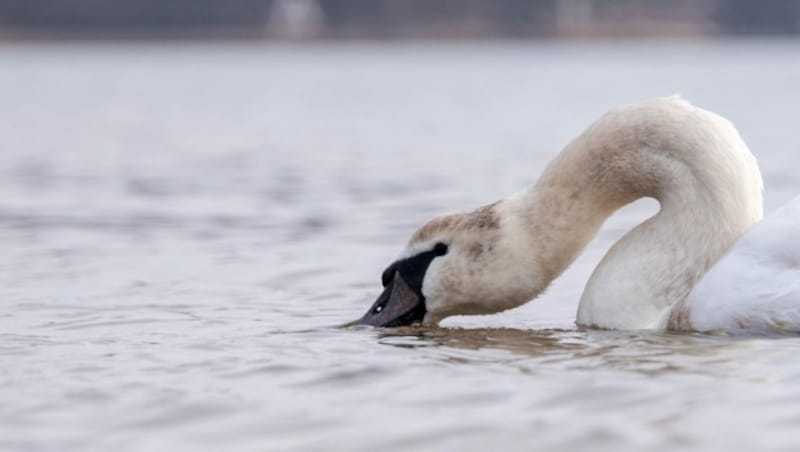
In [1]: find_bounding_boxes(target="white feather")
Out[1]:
[687,195,800,333]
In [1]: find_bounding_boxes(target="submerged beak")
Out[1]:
[356,271,426,327]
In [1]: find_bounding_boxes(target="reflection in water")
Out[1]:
[369,326,758,378]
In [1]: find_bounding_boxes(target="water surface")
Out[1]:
[1,40,800,451]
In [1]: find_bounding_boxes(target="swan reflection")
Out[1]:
[370,326,762,377]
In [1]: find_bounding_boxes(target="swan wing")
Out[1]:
[686,195,800,333]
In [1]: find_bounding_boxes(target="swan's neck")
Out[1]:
[503,99,763,329]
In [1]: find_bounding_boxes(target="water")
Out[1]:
[1,40,800,452]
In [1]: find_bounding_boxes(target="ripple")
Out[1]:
[2,41,800,452]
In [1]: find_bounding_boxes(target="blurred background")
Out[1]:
[3,2,800,452]
[0,0,799,40]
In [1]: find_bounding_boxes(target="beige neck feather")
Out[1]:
[502,98,763,329]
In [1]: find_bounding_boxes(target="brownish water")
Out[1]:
[1,41,800,452]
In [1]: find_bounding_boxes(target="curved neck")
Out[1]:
[504,98,763,329]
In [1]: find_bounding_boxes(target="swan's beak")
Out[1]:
[356,271,426,327]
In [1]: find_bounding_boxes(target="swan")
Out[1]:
[355,96,800,333]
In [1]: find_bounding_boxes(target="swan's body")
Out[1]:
[357,97,800,334]
[676,195,800,333]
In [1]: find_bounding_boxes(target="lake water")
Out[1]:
[1,40,800,452]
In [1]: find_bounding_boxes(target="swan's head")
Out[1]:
[356,202,546,327]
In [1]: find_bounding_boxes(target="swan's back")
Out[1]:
[685,195,800,333]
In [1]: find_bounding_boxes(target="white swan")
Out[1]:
[356,97,800,333]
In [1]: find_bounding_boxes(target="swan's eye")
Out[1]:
[381,265,397,287]
[379,243,447,288]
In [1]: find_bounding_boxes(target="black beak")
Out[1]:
[356,271,426,327]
